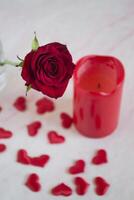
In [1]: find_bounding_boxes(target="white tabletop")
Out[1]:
[0,0,134,199]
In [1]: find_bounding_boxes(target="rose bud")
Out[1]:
[21,42,75,98]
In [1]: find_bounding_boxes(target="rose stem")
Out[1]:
[0,60,19,67]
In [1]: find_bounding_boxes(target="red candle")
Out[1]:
[73,55,125,138]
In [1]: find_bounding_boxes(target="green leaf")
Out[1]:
[32,32,39,51]
[26,85,32,96]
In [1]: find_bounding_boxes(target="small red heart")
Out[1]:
[25,173,41,192]
[51,183,72,196]
[36,97,55,114]
[17,149,50,168]
[48,131,65,144]
[60,112,73,129]
[68,160,85,174]
[0,144,6,152]
[13,96,27,111]
[91,149,108,165]
[17,149,30,165]
[0,128,12,139]
[27,121,42,136]
[31,155,50,167]
[94,176,110,196]
[74,177,89,195]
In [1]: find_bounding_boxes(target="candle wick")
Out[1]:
[97,83,101,89]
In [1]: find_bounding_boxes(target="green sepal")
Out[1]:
[16,61,23,67]
[26,85,32,96]
[32,32,39,51]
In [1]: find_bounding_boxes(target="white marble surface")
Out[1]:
[0,0,134,199]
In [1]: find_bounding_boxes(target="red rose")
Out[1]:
[21,42,75,98]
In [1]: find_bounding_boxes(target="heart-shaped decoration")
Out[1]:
[36,97,55,114]
[0,144,6,152]
[25,173,41,192]
[31,155,50,167]
[68,160,85,174]
[27,121,42,136]
[17,149,50,168]
[94,176,110,196]
[0,128,12,139]
[17,149,30,165]
[74,177,89,195]
[48,131,65,144]
[13,96,27,111]
[60,112,73,129]
[91,149,108,165]
[51,183,72,196]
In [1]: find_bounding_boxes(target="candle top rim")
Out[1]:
[74,55,125,96]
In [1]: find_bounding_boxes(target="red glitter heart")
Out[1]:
[60,112,73,129]
[17,149,50,167]
[25,173,41,192]
[36,97,55,114]
[27,121,42,136]
[91,149,108,165]
[31,155,50,167]
[17,149,30,165]
[0,144,6,152]
[68,160,85,174]
[0,128,12,139]
[74,177,89,195]
[51,183,72,196]
[48,131,65,144]
[94,176,110,196]
[13,96,27,111]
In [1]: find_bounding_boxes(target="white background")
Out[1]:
[0,0,134,199]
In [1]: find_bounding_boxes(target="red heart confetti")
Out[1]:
[25,173,41,192]
[27,121,42,136]
[91,149,108,165]
[94,176,110,196]
[30,155,50,167]
[13,96,27,111]
[74,177,89,195]
[0,128,12,139]
[48,131,65,144]
[36,97,55,114]
[51,183,72,196]
[0,144,6,152]
[17,149,31,165]
[17,149,50,167]
[68,160,85,174]
[60,112,73,129]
